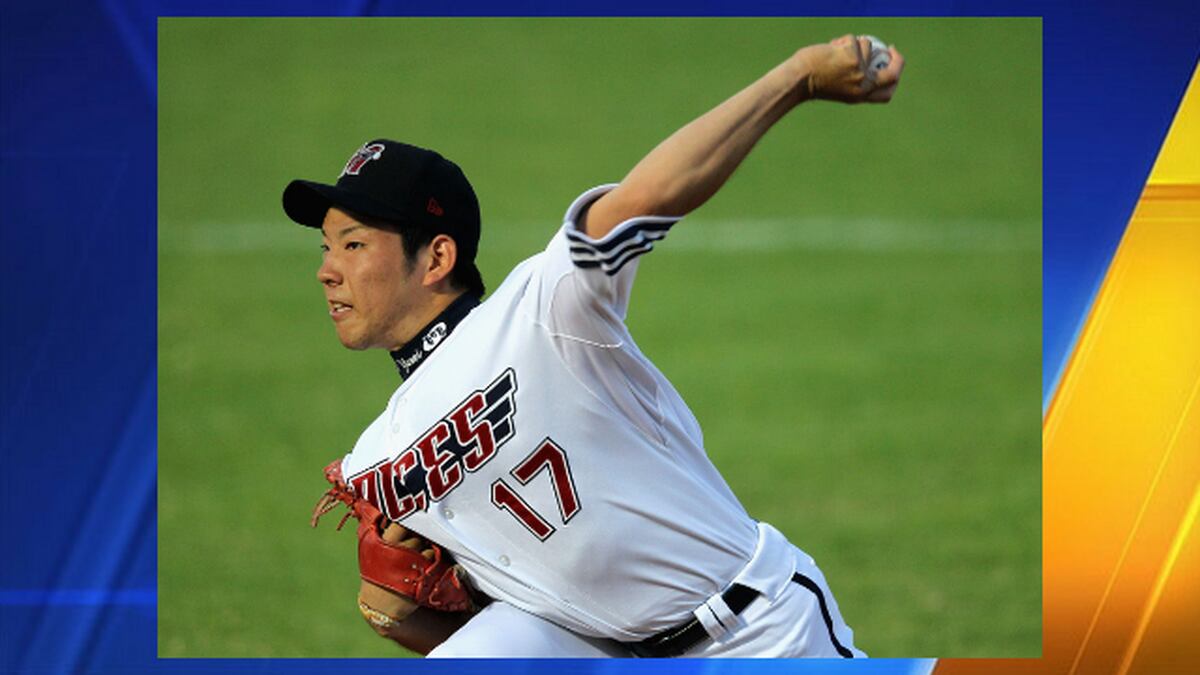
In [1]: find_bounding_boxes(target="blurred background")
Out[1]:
[159,18,1040,658]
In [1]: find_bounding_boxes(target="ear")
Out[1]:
[422,234,458,288]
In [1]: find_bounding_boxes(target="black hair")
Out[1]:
[395,224,486,298]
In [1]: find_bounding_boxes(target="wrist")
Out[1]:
[358,593,422,641]
[783,46,820,104]
[359,578,420,626]
[359,597,407,631]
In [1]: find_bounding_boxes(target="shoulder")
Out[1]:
[489,249,550,300]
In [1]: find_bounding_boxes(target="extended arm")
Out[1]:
[582,35,905,239]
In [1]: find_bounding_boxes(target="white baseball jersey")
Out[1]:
[340,184,761,641]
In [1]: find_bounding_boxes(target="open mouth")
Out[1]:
[329,300,353,319]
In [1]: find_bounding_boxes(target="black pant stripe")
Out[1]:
[791,572,854,658]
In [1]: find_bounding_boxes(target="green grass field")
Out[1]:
[159,18,1041,658]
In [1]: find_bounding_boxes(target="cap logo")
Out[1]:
[341,142,385,177]
[427,197,444,216]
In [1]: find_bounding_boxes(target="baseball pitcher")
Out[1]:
[289,35,904,657]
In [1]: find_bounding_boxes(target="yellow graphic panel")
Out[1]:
[1150,64,1200,184]
[937,62,1200,675]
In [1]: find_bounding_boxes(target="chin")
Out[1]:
[335,330,372,351]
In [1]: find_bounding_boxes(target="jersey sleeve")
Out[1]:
[526,185,684,442]
[563,184,681,284]
[537,184,682,338]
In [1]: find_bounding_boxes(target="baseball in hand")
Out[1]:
[861,35,891,71]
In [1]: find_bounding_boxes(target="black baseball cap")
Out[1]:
[283,139,482,270]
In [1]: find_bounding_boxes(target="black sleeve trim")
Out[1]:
[565,218,677,276]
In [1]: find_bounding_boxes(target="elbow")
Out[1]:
[609,182,683,220]
[585,181,687,239]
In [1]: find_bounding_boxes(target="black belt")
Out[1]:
[627,573,856,658]
[629,583,759,658]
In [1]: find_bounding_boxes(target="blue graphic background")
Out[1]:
[2,0,1198,672]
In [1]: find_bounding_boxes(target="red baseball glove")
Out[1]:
[311,459,473,614]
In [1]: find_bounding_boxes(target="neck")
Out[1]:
[389,292,481,380]
[390,289,463,352]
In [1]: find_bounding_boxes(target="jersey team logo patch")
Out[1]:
[341,142,385,177]
[349,369,518,521]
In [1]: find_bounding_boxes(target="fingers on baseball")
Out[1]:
[868,48,905,102]
[836,34,868,72]
[867,83,897,103]
[854,36,872,67]
[878,47,905,82]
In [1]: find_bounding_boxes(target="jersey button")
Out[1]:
[443,508,455,520]
[498,555,511,567]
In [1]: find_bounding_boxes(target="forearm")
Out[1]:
[622,60,804,213]
[582,36,902,239]
[368,606,474,655]
[583,53,810,237]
